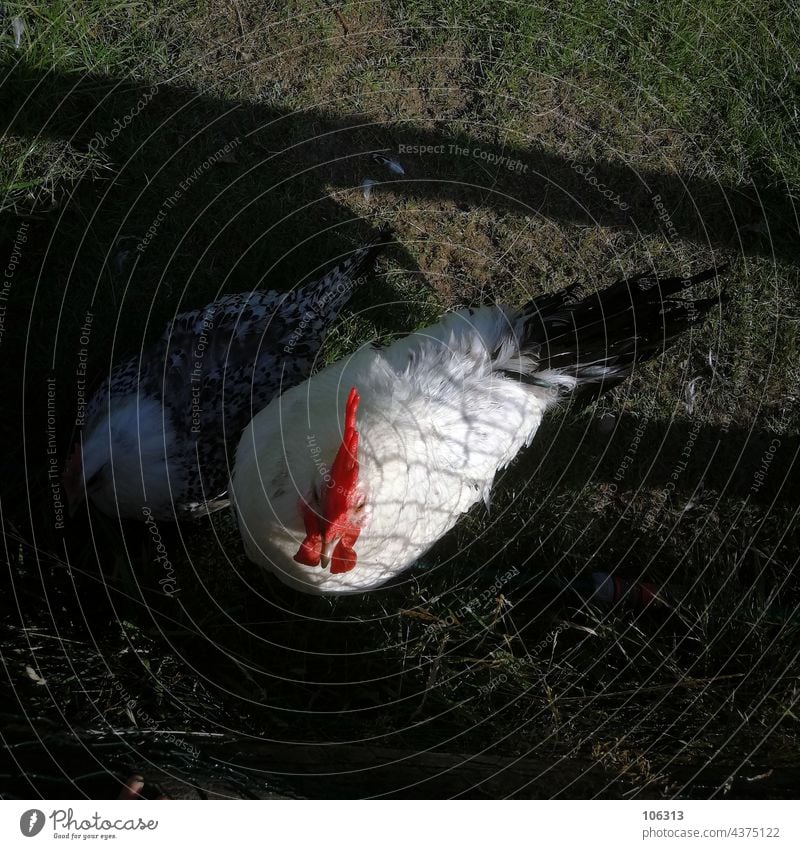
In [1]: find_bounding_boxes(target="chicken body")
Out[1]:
[232,267,723,594]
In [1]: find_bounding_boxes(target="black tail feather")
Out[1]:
[294,225,392,323]
[336,225,393,281]
[517,265,727,394]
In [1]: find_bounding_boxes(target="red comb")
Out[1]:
[344,386,359,432]
[293,387,362,568]
[322,387,360,540]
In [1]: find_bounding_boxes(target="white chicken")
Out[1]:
[231,267,723,593]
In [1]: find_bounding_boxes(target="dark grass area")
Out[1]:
[1,1,799,798]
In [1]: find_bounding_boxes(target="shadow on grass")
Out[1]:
[5,64,798,257]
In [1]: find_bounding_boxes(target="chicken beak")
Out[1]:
[319,538,339,570]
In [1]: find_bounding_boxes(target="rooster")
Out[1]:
[62,230,390,520]
[232,266,723,594]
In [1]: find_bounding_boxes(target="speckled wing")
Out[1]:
[143,231,391,514]
[137,290,305,511]
[77,229,390,518]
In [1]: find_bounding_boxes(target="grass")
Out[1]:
[1,0,798,798]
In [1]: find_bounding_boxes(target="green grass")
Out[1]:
[1,0,798,798]
[395,1,800,180]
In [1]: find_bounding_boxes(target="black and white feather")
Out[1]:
[64,230,390,520]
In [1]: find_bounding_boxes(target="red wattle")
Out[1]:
[330,543,357,574]
[294,536,322,566]
[294,500,322,567]
[329,525,361,574]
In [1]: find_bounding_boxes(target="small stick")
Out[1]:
[321,1,349,36]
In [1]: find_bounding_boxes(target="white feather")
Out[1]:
[232,305,553,594]
[81,395,180,519]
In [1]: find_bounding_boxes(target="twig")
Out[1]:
[320,1,349,36]
[230,1,246,39]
